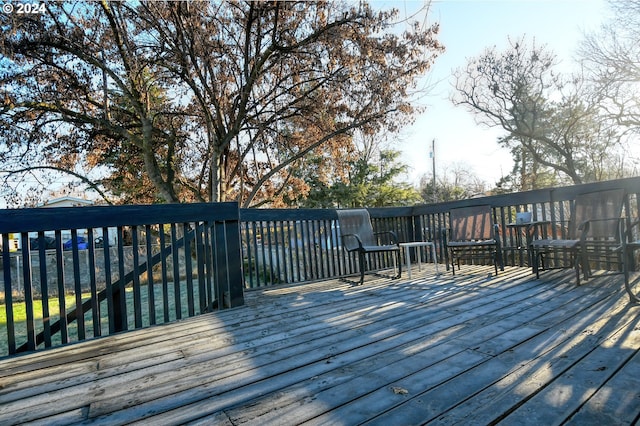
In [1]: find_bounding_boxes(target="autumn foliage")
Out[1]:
[0,1,443,207]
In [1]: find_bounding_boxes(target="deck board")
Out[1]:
[1,266,639,425]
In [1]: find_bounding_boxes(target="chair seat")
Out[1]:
[360,244,400,253]
[531,239,580,249]
[447,240,496,247]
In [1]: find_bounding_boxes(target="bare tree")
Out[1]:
[452,37,626,187]
[419,163,487,202]
[580,0,640,149]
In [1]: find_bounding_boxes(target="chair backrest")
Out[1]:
[449,205,494,242]
[571,188,625,240]
[336,209,376,250]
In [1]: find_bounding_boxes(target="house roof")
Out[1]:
[38,196,94,208]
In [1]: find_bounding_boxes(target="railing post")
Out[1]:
[212,203,244,309]
[225,215,244,307]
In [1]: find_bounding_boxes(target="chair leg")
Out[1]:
[396,250,402,279]
[579,246,590,283]
[358,251,365,285]
[431,244,439,274]
[534,250,541,279]
[450,249,456,276]
[624,265,640,303]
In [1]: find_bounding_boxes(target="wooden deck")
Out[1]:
[1,265,639,425]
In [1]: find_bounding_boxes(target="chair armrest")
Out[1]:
[341,233,364,250]
[578,217,625,242]
[623,218,640,246]
[440,227,449,246]
[493,223,502,246]
[577,220,590,240]
[374,231,399,245]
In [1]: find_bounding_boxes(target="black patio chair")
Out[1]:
[445,205,503,276]
[336,209,401,285]
[531,188,625,285]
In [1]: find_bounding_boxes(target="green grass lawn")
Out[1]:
[0,293,99,355]
[0,294,80,325]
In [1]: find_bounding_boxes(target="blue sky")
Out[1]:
[381,0,612,186]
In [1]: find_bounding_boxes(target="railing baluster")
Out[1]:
[265,221,276,284]
[3,234,16,354]
[332,218,344,278]
[103,226,115,334]
[285,221,295,283]
[311,220,320,280]
[277,220,289,284]
[272,221,283,284]
[54,229,68,344]
[170,223,182,320]
[318,220,328,279]
[87,228,100,338]
[70,229,85,341]
[20,232,36,351]
[204,222,215,309]
[195,222,207,314]
[158,224,170,322]
[144,225,156,325]
[213,220,226,306]
[37,232,52,347]
[259,221,268,287]
[115,226,127,331]
[131,225,142,328]
[248,221,259,288]
[302,221,312,281]
[183,222,195,317]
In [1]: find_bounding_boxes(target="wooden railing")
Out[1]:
[240,177,640,287]
[1,202,243,357]
[2,177,639,358]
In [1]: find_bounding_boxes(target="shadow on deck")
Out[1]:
[1,265,639,425]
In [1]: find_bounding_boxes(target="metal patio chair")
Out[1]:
[531,188,625,285]
[445,205,503,276]
[336,209,401,285]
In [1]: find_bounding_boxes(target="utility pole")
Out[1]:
[430,139,436,203]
